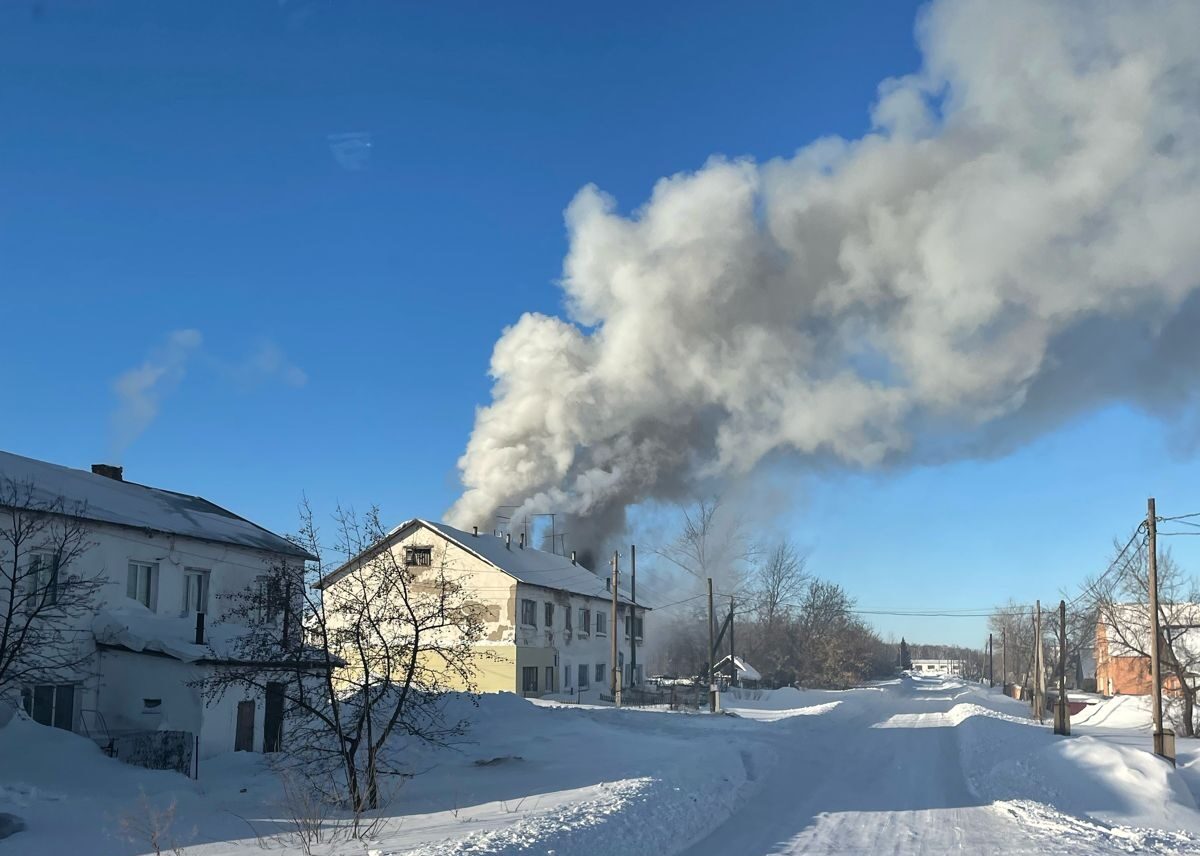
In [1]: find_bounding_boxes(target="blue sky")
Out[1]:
[3,0,1197,646]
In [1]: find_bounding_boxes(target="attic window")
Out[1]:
[405,546,433,567]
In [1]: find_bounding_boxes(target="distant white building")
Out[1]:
[713,655,762,688]
[0,451,318,759]
[909,659,963,677]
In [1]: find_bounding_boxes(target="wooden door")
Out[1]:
[263,683,284,753]
[235,700,255,752]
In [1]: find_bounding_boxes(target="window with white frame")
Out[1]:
[21,684,75,730]
[578,663,589,688]
[127,561,157,609]
[596,610,607,636]
[595,663,605,684]
[29,551,59,607]
[579,608,590,635]
[183,568,210,616]
[544,602,554,627]
[520,598,537,626]
[564,664,572,688]
[565,606,572,630]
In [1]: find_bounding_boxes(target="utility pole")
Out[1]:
[1054,599,1070,735]
[611,550,621,708]
[629,544,637,689]
[1033,601,1044,722]
[989,633,994,688]
[1148,498,1171,763]
[728,595,736,688]
[707,577,716,713]
[1002,627,1007,693]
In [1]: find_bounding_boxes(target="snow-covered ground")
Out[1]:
[3,677,1199,854]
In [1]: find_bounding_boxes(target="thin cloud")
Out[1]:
[108,331,307,459]
[109,329,203,460]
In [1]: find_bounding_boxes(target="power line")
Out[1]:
[1068,521,1146,607]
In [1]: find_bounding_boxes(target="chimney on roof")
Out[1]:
[519,532,526,549]
[472,526,478,537]
[505,533,511,550]
[92,463,123,481]
[571,550,577,565]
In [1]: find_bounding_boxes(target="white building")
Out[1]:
[909,659,963,677]
[0,451,316,759]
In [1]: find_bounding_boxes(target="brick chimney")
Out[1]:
[91,464,123,481]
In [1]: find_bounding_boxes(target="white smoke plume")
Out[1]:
[110,328,204,459]
[447,0,1200,551]
[109,331,308,459]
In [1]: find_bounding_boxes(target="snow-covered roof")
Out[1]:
[92,605,333,666]
[322,518,642,607]
[714,655,761,681]
[1099,603,1200,656]
[0,450,312,560]
[93,605,245,663]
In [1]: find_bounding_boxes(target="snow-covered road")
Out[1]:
[686,677,1200,855]
[4,677,1199,854]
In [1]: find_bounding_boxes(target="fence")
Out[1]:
[110,730,196,778]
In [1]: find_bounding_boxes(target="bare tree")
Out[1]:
[1082,540,1200,737]
[0,478,101,705]
[655,497,756,592]
[196,501,488,815]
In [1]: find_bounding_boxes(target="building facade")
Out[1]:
[0,451,315,758]
[320,519,650,700]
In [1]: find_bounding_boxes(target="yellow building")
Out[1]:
[317,519,648,699]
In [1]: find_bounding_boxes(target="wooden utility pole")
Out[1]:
[611,550,621,707]
[1002,627,1007,692]
[1054,599,1070,735]
[707,577,716,713]
[629,544,637,689]
[988,633,994,687]
[1148,498,1171,763]
[728,595,737,688]
[1033,601,1044,722]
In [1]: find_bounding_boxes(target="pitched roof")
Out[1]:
[0,450,312,560]
[714,655,761,681]
[322,518,643,606]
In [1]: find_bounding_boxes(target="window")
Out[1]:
[579,608,590,635]
[578,663,589,688]
[635,616,644,639]
[21,684,75,730]
[595,663,605,684]
[29,551,59,607]
[625,613,631,638]
[520,598,537,626]
[256,575,286,624]
[544,666,555,692]
[521,666,538,693]
[565,607,572,630]
[596,610,607,636]
[127,562,157,609]
[183,569,210,616]
[405,546,432,567]
[564,665,572,688]
[544,602,554,627]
